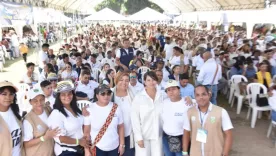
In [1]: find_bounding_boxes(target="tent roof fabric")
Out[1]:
[46,0,265,13]
[128,7,171,21]
[84,8,126,21]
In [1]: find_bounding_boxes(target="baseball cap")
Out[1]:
[0,81,18,92]
[55,81,75,93]
[96,84,112,94]
[28,87,44,100]
[165,79,179,91]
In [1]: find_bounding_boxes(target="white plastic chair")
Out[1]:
[16,83,31,115]
[91,68,101,83]
[231,76,248,114]
[138,66,150,83]
[246,83,271,128]
[77,100,92,110]
[228,75,248,104]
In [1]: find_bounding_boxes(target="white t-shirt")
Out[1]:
[23,111,48,141]
[0,108,21,156]
[169,55,189,66]
[115,95,132,137]
[39,51,49,69]
[75,81,99,100]
[84,102,123,151]
[47,109,84,156]
[21,72,39,84]
[97,53,104,62]
[164,43,176,60]
[101,58,116,68]
[129,82,144,93]
[162,98,193,136]
[61,70,78,80]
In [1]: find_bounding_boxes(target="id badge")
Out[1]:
[196,128,208,143]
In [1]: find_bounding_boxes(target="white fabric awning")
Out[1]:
[84,8,126,21]
[128,7,171,21]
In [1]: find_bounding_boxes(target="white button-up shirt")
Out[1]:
[75,80,99,100]
[197,58,222,85]
[131,89,164,141]
[192,55,204,70]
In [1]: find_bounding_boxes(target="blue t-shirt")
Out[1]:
[158,35,165,48]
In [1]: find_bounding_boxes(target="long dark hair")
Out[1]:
[53,91,82,117]
[104,69,115,87]
[0,87,21,120]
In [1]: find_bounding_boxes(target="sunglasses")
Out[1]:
[130,76,137,79]
[100,91,112,96]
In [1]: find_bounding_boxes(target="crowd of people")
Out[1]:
[1,23,276,156]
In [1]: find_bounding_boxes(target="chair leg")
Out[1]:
[229,88,234,104]
[237,97,244,114]
[231,96,235,108]
[251,109,258,128]
[246,107,251,120]
[258,111,262,119]
[267,123,272,138]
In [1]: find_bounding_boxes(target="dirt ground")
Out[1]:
[0,41,276,156]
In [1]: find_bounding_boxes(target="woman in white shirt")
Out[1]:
[102,69,115,88]
[20,62,38,85]
[39,63,56,82]
[0,81,24,156]
[161,80,193,156]
[83,84,125,156]
[169,46,189,73]
[99,63,110,82]
[23,87,58,156]
[131,71,164,156]
[112,72,135,156]
[61,62,78,82]
[47,81,89,156]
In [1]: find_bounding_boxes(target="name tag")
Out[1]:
[174,112,183,116]
[196,128,208,143]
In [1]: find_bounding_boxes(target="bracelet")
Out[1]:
[76,138,79,145]
[40,136,45,142]
[182,151,188,155]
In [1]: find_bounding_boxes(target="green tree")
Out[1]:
[94,0,163,14]
[124,0,163,14]
[94,0,123,13]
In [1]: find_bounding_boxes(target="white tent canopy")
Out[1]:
[128,7,171,21]
[84,8,126,21]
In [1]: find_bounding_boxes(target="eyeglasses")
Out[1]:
[100,91,112,96]
[130,76,137,79]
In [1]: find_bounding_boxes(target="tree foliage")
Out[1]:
[94,0,163,14]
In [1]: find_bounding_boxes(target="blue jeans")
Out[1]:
[96,146,118,156]
[162,135,182,156]
[272,110,276,122]
[123,136,135,156]
[205,85,218,105]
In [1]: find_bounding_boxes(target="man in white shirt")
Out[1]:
[10,30,20,58]
[129,72,144,93]
[89,54,101,69]
[40,80,55,109]
[75,70,99,101]
[182,85,233,156]
[164,37,176,61]
[101,50,115,68]
[197,50,222,105]
[38,43,50,73]
[156,60,170,82]
[96,46,105,62]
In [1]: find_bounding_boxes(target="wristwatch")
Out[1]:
[120,144,125,148]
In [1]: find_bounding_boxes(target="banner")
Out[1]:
[0,2,33,26]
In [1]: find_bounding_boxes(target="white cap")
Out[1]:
[198,44,207,49]
[165,79,179,90]
[28,87,44,100]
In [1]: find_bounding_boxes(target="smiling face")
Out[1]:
[195,86,211,107]
[144,75,157,89]
[117,75,130,90]
[0,88,15,109]
[30,95,45,112]
[59,91,73,106]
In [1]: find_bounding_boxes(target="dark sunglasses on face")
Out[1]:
[100,90,112,96]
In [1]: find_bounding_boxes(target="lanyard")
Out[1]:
[199,111,207,127]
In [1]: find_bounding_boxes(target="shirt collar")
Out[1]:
[196,102,213,113]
